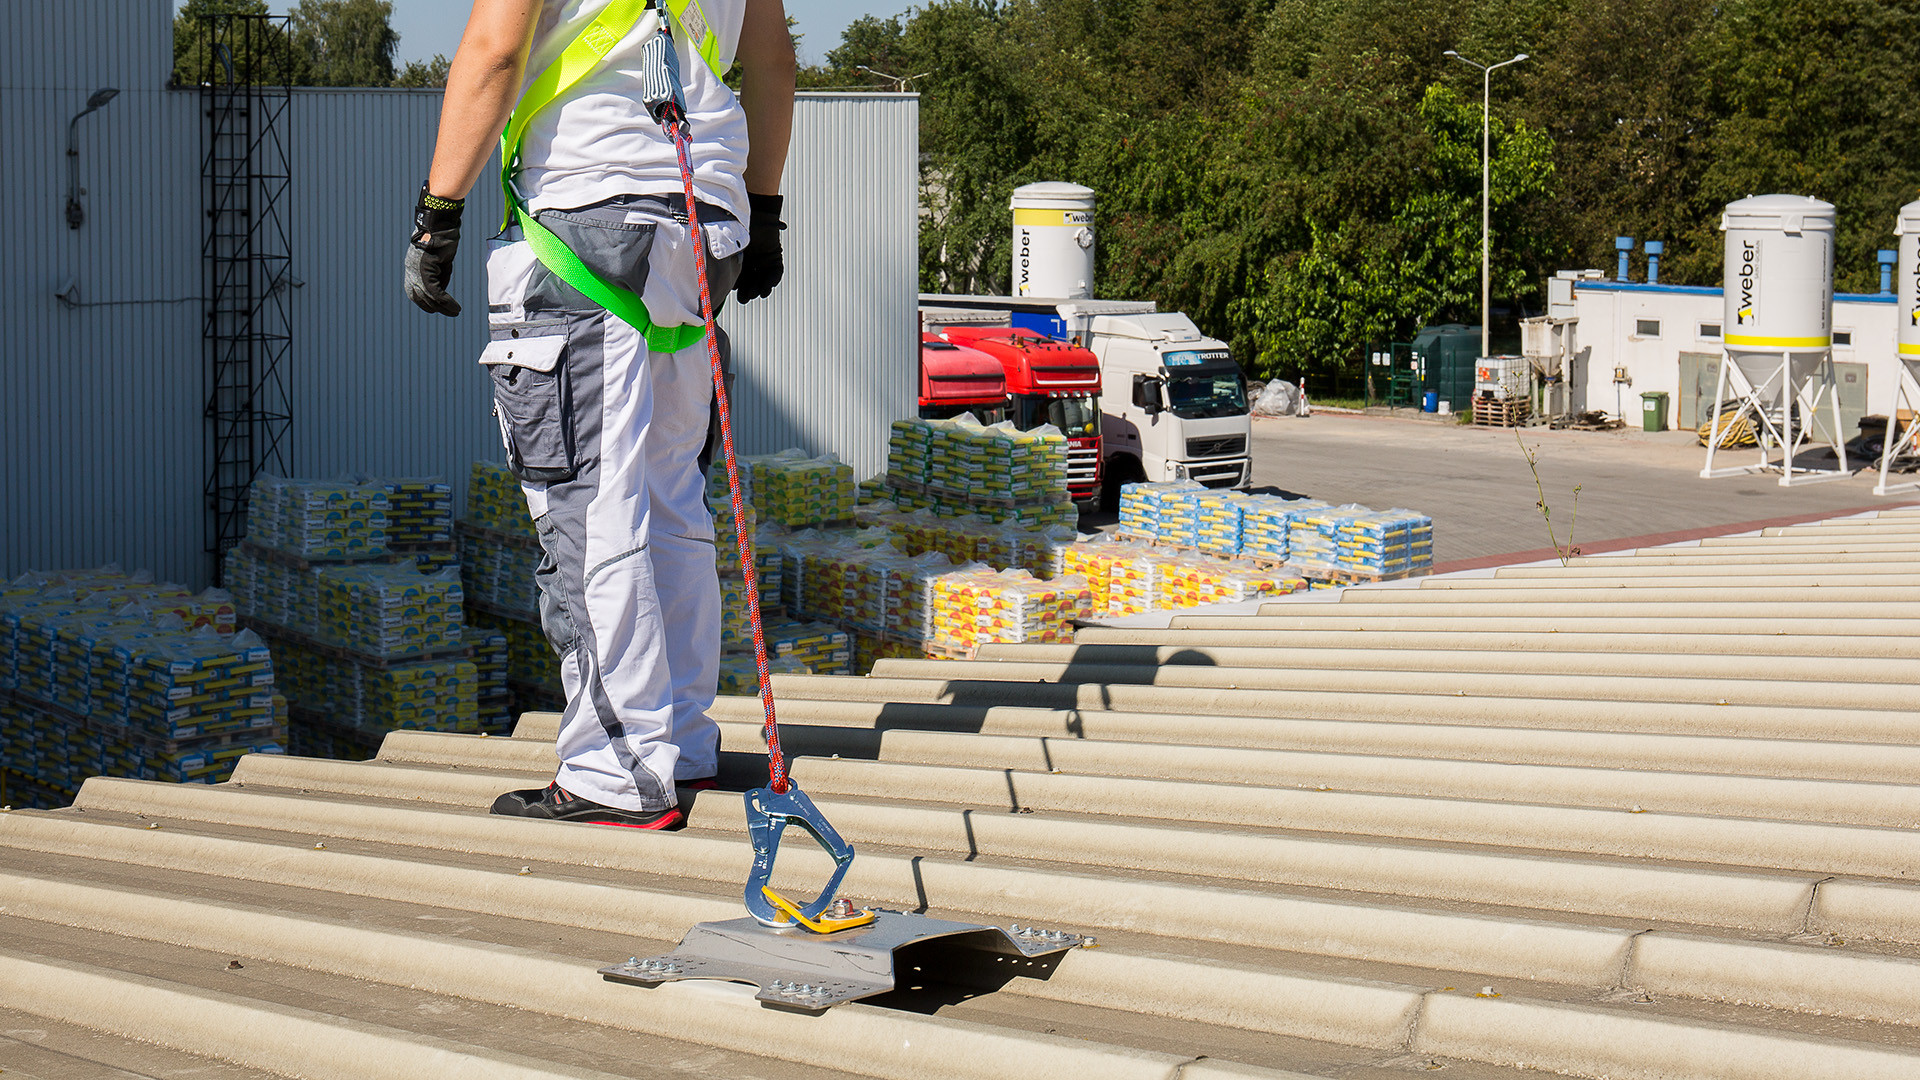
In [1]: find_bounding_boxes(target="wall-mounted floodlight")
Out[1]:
[66,87,121,229]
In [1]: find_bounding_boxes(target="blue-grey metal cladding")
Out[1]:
[724,93,920,480]
[3,2,919,589]
[0,0,204,586]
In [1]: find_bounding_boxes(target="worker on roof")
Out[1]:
[404,0,795,829]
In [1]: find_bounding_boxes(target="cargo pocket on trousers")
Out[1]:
[481,328,575,483]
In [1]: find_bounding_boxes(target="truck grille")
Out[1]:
[1067,444,1100,482]
[1186,436,1246,458]
[1189,462,1244,488]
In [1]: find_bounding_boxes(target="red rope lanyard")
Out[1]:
[665,115,789,794]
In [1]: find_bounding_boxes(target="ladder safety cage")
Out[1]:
[199,13,295,580]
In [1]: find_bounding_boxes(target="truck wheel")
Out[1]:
[1100,456,1146,513]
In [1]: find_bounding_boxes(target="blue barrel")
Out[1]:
[1423,391,1439,413]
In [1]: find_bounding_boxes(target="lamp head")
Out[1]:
[1443,50,1458,57]
[1513,53,1529,63]
[85,87,119,110]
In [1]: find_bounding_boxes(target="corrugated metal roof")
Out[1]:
[6,512,1920,1078]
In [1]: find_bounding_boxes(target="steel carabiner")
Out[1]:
[743,782,870,930]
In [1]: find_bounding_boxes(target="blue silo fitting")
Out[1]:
[1615,236,1635,282]
[1644,240,1665,285]
[1879,249,1897,294]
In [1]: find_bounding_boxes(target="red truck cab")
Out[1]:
[937,326,1102,507]
[918,334,1007,423]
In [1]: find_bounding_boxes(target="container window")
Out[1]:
[1834,331,1853,346]
[1698,323,1722,340]
[1634,319,1661,338]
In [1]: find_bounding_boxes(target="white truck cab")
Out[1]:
[1085,311,1252,503]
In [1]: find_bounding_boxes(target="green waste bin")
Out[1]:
[1641,391,1670,432]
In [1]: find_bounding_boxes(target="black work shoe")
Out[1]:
[489,781,684,830]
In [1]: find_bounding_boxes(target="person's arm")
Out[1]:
[736,0,796,198]
[428,0,545,199]
[731,0,795,301]
[405,0,542,316]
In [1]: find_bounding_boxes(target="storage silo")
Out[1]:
[1899,200,1920,361]
[1721,194,1835,351]
[1875,199,1920,494]
[1010,182,1095,298]
[1703,194,1848,483]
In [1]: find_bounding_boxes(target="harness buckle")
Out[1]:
[743,782,874,931]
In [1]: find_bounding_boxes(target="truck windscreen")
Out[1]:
[1166,367,1248,420]
[1013,394,1099,438]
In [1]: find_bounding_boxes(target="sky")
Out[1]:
[188,1,906,68]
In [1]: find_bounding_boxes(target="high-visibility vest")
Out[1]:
[498,0,726,352]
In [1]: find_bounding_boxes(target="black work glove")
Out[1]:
[734,192,785,303]
[405,183,464,317]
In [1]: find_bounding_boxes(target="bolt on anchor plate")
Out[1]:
[600,910,1088,1010]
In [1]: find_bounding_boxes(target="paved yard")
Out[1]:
[1246,411,1914,567]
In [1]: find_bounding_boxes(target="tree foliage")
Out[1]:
[289,0,399,86]
[173,0,446,89]
[807,0,1920,381]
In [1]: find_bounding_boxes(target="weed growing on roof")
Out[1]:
[1516,433,1581,566]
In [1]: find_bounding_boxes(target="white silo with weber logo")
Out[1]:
[1011,182,1095,298]
[1897,199,1920,360]
[1703,194,1848,484]
[1875,200,1920,494]
[1720,194,1835,351]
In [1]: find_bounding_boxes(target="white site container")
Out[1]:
[1720,194,1836,352]
[1011,182,1095,298]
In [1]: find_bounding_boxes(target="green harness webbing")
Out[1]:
[499,0,726,353]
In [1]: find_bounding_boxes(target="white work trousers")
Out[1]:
[483,194,745,812]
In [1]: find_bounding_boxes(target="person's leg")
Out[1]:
[488,196,744,824]
[486,203,680,826]
[644,330,722,783]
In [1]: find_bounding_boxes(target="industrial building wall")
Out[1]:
[720,93,920,478]
[0,1,205,587]
[1,0,918,588]
[1574,282,1900,428]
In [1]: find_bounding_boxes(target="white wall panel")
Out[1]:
[3,0,919,589]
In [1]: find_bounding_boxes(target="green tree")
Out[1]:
[172,0,296,87]
[1692,0,1920,292]
[395,55,452,88]
[290,0,399,87]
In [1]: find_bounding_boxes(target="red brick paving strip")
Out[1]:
[1430,504,1916,575]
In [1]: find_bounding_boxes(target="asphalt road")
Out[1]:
[1244,410,1913,566]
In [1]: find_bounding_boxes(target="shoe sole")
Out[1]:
[562,809,685,830]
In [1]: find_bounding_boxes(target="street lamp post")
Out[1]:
[855,65,932,91]
[1443,50,1527,359]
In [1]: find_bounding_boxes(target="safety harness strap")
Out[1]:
[497,0,723,354]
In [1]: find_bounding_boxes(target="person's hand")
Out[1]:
[734,192,785,303]
[405,184,465,316]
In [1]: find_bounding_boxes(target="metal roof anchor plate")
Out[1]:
[599,911,1086,1010]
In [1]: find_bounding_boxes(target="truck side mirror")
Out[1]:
[1132,374,1162,415]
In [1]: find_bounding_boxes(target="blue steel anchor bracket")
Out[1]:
[743,782,856,928]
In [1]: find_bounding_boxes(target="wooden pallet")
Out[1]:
[1473,397,1531,427]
